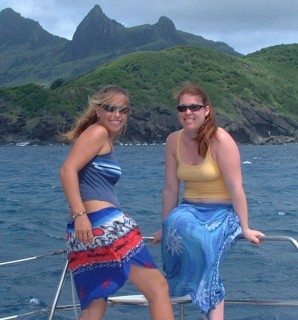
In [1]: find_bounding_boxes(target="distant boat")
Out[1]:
[15,141,30,147]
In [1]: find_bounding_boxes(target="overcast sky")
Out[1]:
[1,0,297,55]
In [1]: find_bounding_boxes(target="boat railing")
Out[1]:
[0,235,297,320]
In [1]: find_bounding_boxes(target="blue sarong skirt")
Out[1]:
[161,202,242,315]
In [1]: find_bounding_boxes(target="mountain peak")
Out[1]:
[90,4,105,15]
[0,8,66,48]
[154,16,181,42]
[63,4,125,60]
[0,5,241,87]
[157,16,175,25]
[86,4,109,21]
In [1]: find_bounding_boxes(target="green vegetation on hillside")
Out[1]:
[0,44,297,143]
[245,44,298,115]
[62,44,298,119]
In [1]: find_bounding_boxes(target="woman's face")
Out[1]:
[97,93,130,135]
[177,94,209,132]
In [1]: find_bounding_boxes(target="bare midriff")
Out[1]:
[69,200,116,219]
[184,197,231,204]
[84,200,116,212]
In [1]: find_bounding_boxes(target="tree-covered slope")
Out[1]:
[65,44,298,118]
[0,44,297,144]
[245,44,298,115]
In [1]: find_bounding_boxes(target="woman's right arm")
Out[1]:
[162,133,180,221]
[153,133,180,244]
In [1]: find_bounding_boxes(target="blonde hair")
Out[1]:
[176,83,218,157]
[62,85,130,142]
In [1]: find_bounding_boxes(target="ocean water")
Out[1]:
[0,143,297,320]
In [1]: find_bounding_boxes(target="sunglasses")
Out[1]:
[101,104,131,114]
[177,104,205,112]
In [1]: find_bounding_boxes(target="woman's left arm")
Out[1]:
[214,128,264,244]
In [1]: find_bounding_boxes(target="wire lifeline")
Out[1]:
[0,249,67,267]
[2,235,295,268]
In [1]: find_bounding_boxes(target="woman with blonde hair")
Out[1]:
[61,85,174,320]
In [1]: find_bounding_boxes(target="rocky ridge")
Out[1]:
[0,103,297,145]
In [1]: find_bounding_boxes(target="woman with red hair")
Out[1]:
[154,83,264,320]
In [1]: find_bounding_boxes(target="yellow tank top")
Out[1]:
[176,130,231,200]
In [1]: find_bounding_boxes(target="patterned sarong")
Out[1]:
[66,207,157,310]
[161,202,242,315]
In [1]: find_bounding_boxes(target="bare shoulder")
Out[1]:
[211,127,239,157]
[166,130,181,144]
[216,127,231,139]
[74,123,109,156]
[166,130,181,151]
[214,127,236,145]
[81,123,108,141]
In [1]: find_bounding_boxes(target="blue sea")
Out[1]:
[0,143,297,320]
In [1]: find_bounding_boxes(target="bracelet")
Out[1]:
[72,211,86,220]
